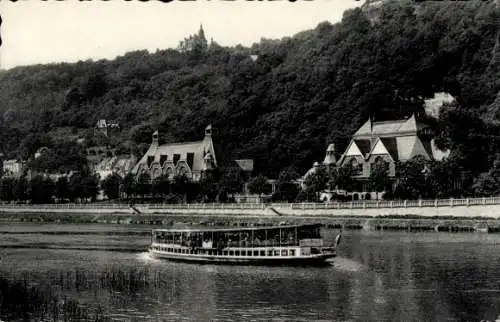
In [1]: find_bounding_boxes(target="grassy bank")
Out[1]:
[1,211,499,233]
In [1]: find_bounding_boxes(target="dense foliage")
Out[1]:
[0,0,499,199]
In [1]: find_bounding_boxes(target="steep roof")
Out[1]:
[379,137,398,161]
[132,129,217,174]
[344,140,363,157]
[353,139,372,156]
[354,114,429,138]
[234,159,254,172]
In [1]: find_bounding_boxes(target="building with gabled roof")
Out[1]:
[132,125,253,182]
[337,114,438,179]
[302,114,449,197]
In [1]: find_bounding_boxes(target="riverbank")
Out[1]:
[1,197,500,232]
[0,210,499,233]
[2,197,500,218]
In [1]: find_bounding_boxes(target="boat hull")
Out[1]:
[148,250,336,266]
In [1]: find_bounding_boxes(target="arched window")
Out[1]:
[166,167,174,179]
[178,166,188,177]
[152,168,162,179]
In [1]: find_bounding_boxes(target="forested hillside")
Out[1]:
[0,0,499,184]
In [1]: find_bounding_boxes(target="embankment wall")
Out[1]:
[1,200,500,218]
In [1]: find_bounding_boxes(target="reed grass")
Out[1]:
[0,274,111,322]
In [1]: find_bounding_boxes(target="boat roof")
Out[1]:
[152,223,322,233]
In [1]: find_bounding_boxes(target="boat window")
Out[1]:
[235,250,240,256]
[267,250,273,256]
[224,251,228,256]
[290,249,295,256]
[260,250,266,256]
[229,250,234,256]
[274,250,280,256]
[253,250,259,256]
[281,250,288,256]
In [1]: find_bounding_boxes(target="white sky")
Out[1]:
[0,0,361,70]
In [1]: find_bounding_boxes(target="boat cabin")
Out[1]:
[150,224,326,258]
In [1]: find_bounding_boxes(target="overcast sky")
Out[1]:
[0,0,361,70]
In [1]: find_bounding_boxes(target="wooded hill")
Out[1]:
[0,0,499,186]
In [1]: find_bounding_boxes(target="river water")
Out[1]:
[0,223,499,321]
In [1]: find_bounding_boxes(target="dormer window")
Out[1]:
[173,154,180,165]
[187,153,194,169]
[160,155,167,166]
[147,156,154,167]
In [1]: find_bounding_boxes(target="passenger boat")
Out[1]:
[148,223,341,266]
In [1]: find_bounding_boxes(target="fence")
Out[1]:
[0,197,500,210]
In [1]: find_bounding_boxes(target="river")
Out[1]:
[0,223,499,321]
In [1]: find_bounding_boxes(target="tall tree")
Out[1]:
[303,165,328,201]
[247,174,269,195]
[217,168,244,202]
[28,176,55,204]
[369,159,391,193]
[123,173,136,199]
[55,177,70,202]
[0,178,16,202]
[13,177,28,202]
[274,166,301,202]
[102,173,122,200]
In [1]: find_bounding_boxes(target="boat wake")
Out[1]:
[1,244,145,253]
[136,251,161,264]
[329,257,367,273]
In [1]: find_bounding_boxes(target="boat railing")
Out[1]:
[153,239,299,248]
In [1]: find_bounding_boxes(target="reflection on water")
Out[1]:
[0,224,499,321]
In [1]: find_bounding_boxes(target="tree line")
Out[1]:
[0,1,498,197]
[0,173,99,204]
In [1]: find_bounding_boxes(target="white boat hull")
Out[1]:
[148,248,336,266]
